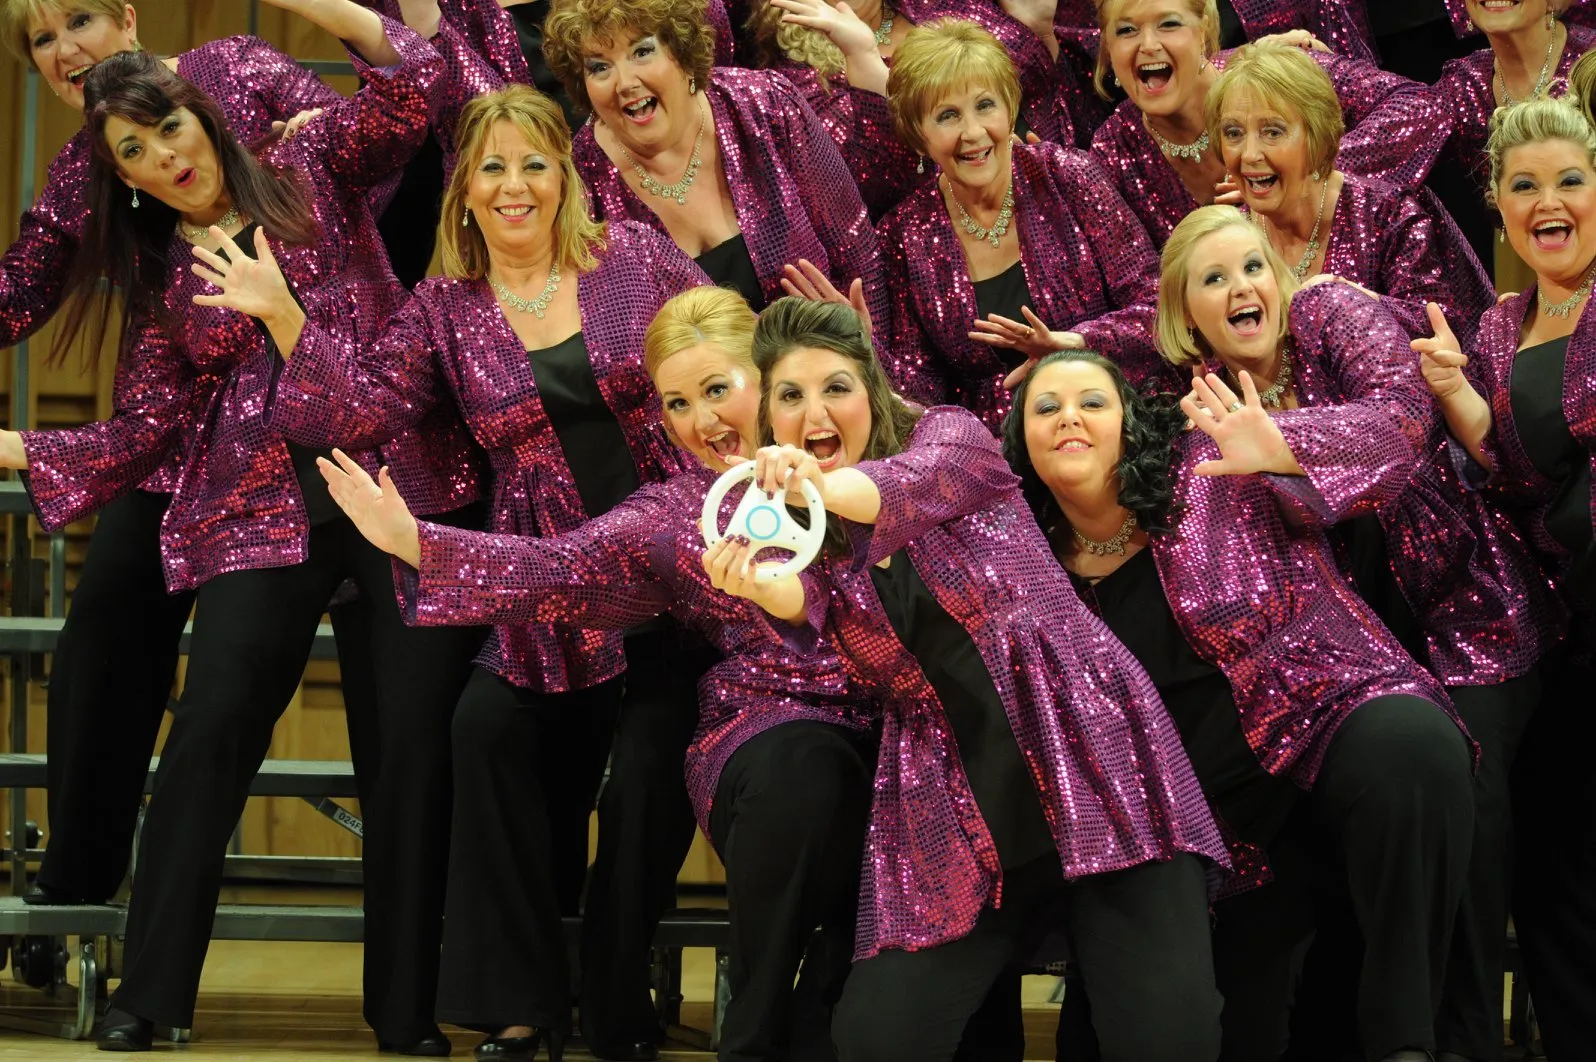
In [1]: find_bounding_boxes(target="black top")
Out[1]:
[506,0,581,133]
[869,550,1055,868]
[1364,0,1449,38]
[1216,0,1245,50]
[1511,335,1592,558]
[695,234,766,312]
[228,223,342,527]
[1068,547,1299,844]
[1335,514,1427,662]
[526,331,641,519]
[971,261,1033,372]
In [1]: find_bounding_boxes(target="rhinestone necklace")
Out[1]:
[1262,178,1330,281]
[1228,347,1294,409]
[490,261,562,319]
[180,206,241,241]
[1073,511,1138,557]
[945,176,1014,248]
[1496,21,1560,106]
[618,105,705,206]
[874,6,895,45]
[1149,123,1210,163]
[1538,258,1596,318]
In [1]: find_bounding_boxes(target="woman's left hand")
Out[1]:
[752,443,827,503]
[969,306,1084,388]
[781,259,873,343]
[1180,370,1296,476]
[1255,29,1329,52]
[271,107,324,142]
[1214,173,1244,207]
[701,535,808,620]
[190,226,295,323]
[316,448,421,566]
[0,430,28,471]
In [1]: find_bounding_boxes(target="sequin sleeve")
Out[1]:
[227,35,345,120]
[18,315,194,531]
[875,215,949,406]
[0,141,87,350]
[1368,187,1493,344]
[1265,283,1436,524]
[1318,51,1448,193]
[849,405,1021,568]
[427,19,508,168]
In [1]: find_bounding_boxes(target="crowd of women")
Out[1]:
[0,0,1591,1059]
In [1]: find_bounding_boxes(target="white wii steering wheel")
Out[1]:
[701,461,827,581]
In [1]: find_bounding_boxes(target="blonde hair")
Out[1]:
[887,19,1020,158]
[746,0,845,89]
[1093,0,1219,100]
[643,286,758,379]
[440,84,607,280]
[1156,204,1299,367]
[1573,44,1596,127]
[1205,42,1343,177]
[543,0,716,116]
[1484,94,1596,208]
[3,0,129,63]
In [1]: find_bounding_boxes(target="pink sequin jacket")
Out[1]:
[1283,284,1562,686]
[266,221,705,692]
[1056,0,1378,66]
[391,465,878,831]
[1155,285,1459,784]
[795,406,1228,958]
[1090,49,1441,247]
[877,142,1164,432]
[575,67,890,335]
[19,20,484,591]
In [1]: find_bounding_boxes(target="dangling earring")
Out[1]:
[462,203,470,227]
[1113,75,1121,87]
[688,76,698,95]
[1498,228,1505,244]
[1465,18,1475,34]
[130,187,139,208]
[916,155,925,175]
[1199,56,1209,71]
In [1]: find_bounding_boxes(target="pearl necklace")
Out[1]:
[874,6,895,45]
[1073,511,1138,557]
[1538,259,1596,318]
[490,262,562,319]
[1262,179,1330,281]
[618,105,705,206]
[945,177,1014,248]
[1496,21,1561,106]
[180,206,241,241]
[1149,124,1210,163]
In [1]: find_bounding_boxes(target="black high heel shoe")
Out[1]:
[95,1007,154,1052]
[379,1027,452,1056]
[474,1028,564,1061]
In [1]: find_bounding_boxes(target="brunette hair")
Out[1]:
[1001,350,1184,543]
[441,84,606,279]
[644,285,758,378]
[887,19,1020,158]
[2,0,129,63]
[1155,204,1298,368]
[750,296,921,461]
[52,49,316,369]
[1205,42,1343,178]
[543,0,716,116]
[1093,0,1219,100]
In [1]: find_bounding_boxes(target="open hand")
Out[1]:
[781,259,874,343]
[190,226,294,322]
[769,0,878,56]
[1180,370,1294,476]
[317,448,421,566]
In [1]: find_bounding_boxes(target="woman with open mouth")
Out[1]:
[720,296,1232,1062]
[999,334,1477,1062]
[542,0,888,331]
[1417,93,1596,1060]
[0,0,339,916]
[0,8,492,1054]
[1088,0,1443,249]
[873,20,1166,432]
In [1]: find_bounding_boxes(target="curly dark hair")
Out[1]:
[1000,350,1185,545]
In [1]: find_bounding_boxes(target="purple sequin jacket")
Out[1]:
[1318,172,1493,346]
[575,67,890,335]
[267,221,705,692]
[1156,284,1458,784]
[392,466,878,830]
[1090,49,1441,247]
[797,406,1227,958]
[20,20,483,590]
[877,142,1164,432]
[1284,284,1562,686]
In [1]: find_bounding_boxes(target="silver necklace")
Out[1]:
[874,6,895,45]
[1263,179,1330,281]
[1073,511,1138,557]
[946,177,1014,248]
[490,262,562,319]
[180,206,241,241]
[1228,347,1294,409]
[1148,122,1210,163]
[618,105,705,206]
[1538,259,1596,318]
[1496,22,1560,106]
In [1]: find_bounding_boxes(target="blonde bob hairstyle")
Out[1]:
[543,0,716,117]
[440,84,606,280]
[643,285,758,380]
[1485,94,1596,209]
[1093,0,1219,100]
[1205,42,1343,179]
[1571,38,1596,128]
[1156,204,1300,368]
[887,19,1021,159]
[3,0,131,63]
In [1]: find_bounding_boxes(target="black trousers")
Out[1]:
[1227,695,1476,1062]
[1512,649,1596,1059]
[109,515,481,1037]
[708,721,875,1062]
[833,853,1222,1062]
[579,629,714,1048]
[1436,673,1542,1061]
[38,490,195,902]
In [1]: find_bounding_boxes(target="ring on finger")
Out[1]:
[1227,401,1243,413]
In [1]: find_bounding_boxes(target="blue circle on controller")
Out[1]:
[745,505,782,540]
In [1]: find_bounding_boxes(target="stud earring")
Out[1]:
[462,203,470,227]
[916,155,925,174]
[130,187,139,208]
[1310,170,1320,181]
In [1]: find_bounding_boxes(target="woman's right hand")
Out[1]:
[701,535,808,621]
[0,430,28,471]
[781,259,874,343]
[769,0,877,56]
[1411,302,1469,399]
[753,443,827,502]
[317,448,421,567]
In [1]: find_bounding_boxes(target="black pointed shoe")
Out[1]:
[380,1029,452,1056]
[95,1007,154,1052]
[473,1031,541,1060]
[23,882,93,906]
